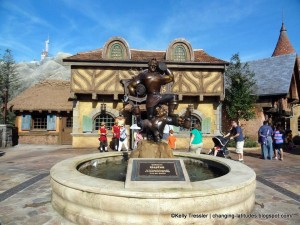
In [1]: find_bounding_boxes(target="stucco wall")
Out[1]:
[290,105,300,136]
[72,100,219,149]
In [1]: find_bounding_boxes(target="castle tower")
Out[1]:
[272,22,295,57]
[41,37,50,61]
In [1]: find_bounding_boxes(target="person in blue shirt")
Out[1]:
[258,121,274,160]
[224,121,244,162]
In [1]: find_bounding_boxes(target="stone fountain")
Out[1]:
[50,59,256,224]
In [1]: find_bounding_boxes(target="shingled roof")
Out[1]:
[64,48,226,64]
[9,80,72,112]
[246,53,297,96]
[272,23,296,57]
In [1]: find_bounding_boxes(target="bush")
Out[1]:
[227,136,258,148]
[292,135,300,145]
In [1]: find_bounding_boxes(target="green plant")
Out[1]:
[227,137,258,148]
[224,53,257,121]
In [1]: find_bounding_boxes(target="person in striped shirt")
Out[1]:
[273,125,284,160]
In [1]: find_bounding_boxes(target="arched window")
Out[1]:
[173,45,187,62]
[180,114,201,131]
[94,113,115,131]
[298,116,300,132]
[110,43,123,60]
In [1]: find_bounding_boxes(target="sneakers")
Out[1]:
[275,157,278,160]
[238,159,244,163]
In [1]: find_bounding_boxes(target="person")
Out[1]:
[224,121,244,162]
[134,130,143,149]
[128,58,177,119]
[98,122,108,152]
[207,145,221,157]
[130,123,142,149]
[112,121,120,151]
[118,124,129,151]
[163,124,174,140]
[273,125,284,160]
[189,123,203,154]
[167,129,176,150]
[258,121,274,160]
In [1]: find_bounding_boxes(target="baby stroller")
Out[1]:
[208,136,230,158]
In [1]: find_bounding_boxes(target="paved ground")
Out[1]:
[0,144,299,225]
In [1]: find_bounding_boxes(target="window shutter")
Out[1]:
[173,125,180,133]
[47,115,57,130]
[202,117,211,134]
[82,115,93,133]
[21,115,31,130]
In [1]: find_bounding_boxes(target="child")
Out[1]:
[207,145,221,156]
[134,131,143,149]
[167,130,176,150]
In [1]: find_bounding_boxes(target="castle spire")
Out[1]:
[272,22,295,57]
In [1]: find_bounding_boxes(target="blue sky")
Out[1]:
[0,0,299,63]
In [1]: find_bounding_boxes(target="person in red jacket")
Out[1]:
[112,121,120,151]
[98,122,108,152]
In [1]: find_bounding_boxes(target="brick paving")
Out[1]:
[0,144,299,225]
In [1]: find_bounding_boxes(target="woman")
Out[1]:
[189,123,203,154]
[273,125,284,160]
[118,124,129,151]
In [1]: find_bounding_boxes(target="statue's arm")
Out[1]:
[128,78,140,96]
[162,69,174,84]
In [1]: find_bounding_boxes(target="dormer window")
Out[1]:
[166,39,194,62]
[173,45,187,62]
[110,43,124,60]
[102,37,131,60]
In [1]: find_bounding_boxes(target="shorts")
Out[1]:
[274,143,284,149]
[236,141,244,154]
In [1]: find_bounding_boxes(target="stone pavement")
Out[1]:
[0,144,299,225]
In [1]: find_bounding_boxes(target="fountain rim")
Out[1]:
[50,152,256,199]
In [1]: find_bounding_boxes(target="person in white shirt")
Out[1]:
[162,124,173,140]
[118,125,129,151]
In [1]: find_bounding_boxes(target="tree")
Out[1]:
[0,49,20,124]
[224,53,257,122]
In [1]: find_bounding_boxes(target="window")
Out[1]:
[298,116,300,132]
[33,115,47,129]
[110,43,123,60]
[66,117,73,128]
[94,113,114,131]
[173,45,186,62]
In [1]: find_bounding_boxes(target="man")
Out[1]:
[224,121,244,162]
[112,121,120,151]
[98,122,108,152]
[258,121,274,160]
[128,58,177,119]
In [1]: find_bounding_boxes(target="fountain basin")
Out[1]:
[50,152,256,225]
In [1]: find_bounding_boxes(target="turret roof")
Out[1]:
[272,22,296,57]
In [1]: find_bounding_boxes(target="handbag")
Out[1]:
[120,137,125,142]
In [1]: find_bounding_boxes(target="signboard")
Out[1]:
[125,158,192,189]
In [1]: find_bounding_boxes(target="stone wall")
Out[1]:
[19,133,59,145]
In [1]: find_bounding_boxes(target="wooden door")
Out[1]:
[61,116,72,145]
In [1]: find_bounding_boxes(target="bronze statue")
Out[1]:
[127,58,178,119]
[122,58,191,142]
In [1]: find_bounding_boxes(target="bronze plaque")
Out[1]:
[131,159,185,181]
